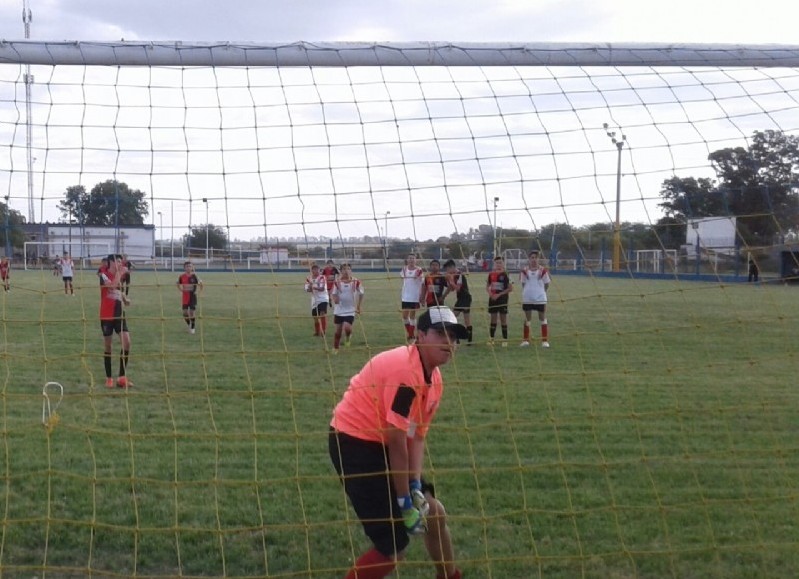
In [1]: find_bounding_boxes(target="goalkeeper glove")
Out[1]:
[409,479,430,517]
[398,495,426,535]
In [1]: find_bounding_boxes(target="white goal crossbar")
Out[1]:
[1,41,798,68]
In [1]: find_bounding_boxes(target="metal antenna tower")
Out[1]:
[23,0,34,224]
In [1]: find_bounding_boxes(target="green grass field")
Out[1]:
[0,267,797,578]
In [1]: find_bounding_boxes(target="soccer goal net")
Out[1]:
[1,41,798,577]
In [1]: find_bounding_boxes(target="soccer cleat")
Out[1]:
[542,341,550,348]
[501,340,508,348]
[190,328,196,335]
[344,337,351,348]
[520,341,530,347]
[116,376,133,388]
[487,339,494,347]
[332,348,339,355]
[105,377,115,389]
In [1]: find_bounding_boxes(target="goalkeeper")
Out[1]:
[329,306,465,579]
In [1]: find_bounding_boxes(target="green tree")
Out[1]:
[1,200,26,252]
[184,225,228,251]
[58,180,149,226]
[658,130,799,244]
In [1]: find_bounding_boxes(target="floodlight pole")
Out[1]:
[203,198,209,268]
[384,211,390,257]
[3,196,10,258]
[492,197,499,256]
[157,211,163,265]
[604,124,627,272]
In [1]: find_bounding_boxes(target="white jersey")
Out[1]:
[332,278,364,317]
[520,267,550,304]
[400,266,424,303]
[61,259,74,277]
[304,274,329,308]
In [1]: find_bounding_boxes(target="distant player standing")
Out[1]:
[442,259,472,344]
[329,306,465,579]
[99,254,132,388]
[519,250,551,348]
[422,259,448,308]
[486,255,512,346]
[177,261,203,334]
[61,253,75,295]
[330,263,364,352]
[400,254,425,342]
[305,263,330,337]
[0,257,9,292]
[121,255,133,295]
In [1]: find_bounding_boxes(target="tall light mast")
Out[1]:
[23,0,35,224]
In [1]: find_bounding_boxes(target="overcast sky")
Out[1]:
[1,0,798,246]
[2,0,798,45]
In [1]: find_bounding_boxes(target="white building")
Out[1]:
[24,224,155,261]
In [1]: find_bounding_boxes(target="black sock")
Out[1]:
[467,326,473,342]
[490,324,497,338]
[119,350,129,376]
[501,325,508,339]
[104,353,112,378]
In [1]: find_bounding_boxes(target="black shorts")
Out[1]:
[100,317,128,337]
[328,429,409,557]
[312,302,328,317]
[334,315,355,326]
[182,294,198,310]
[453,296,472,314]
[62,276,73,283]
[522,303,546,312]
[488,297,508,314]
[401,301,420,311]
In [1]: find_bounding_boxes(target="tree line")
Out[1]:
[3,130,795,256]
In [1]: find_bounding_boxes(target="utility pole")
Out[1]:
[23,0,35,223]
[604,123,627,272]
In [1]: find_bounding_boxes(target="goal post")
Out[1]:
[1,40,799,578]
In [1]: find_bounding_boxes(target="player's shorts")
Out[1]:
[522,303,546,312]
[182,294,198,310]
[328,428,409,557]
[334,315,355,326]
[62,276,73,283]
[401,301,420,311]
[453,295,472,314]
[100,316,129,337]
[121,273,131,284]
[488,297,509,314]
[312,302,328,317]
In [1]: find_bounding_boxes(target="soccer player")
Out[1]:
[329,306,465,579]
[486,255,512,346]
[99,254,132,388]
[0,256,9,292]
[61,253,75,295]
[422,259,448,308]
[399,253,425,342]
[52,255,62,277]
[321,259,340,291]
[441,259,472,344]
[304,263,330,337]
[121,254,134,295]
[330,263,364,352]
[177,261,203,334]
[519,250,551,348]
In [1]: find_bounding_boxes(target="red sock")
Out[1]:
[345,548,395,579]
[523,324,530,340]
[405,323,412,338]
[437,570,462,579]
[541,323,548,341]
